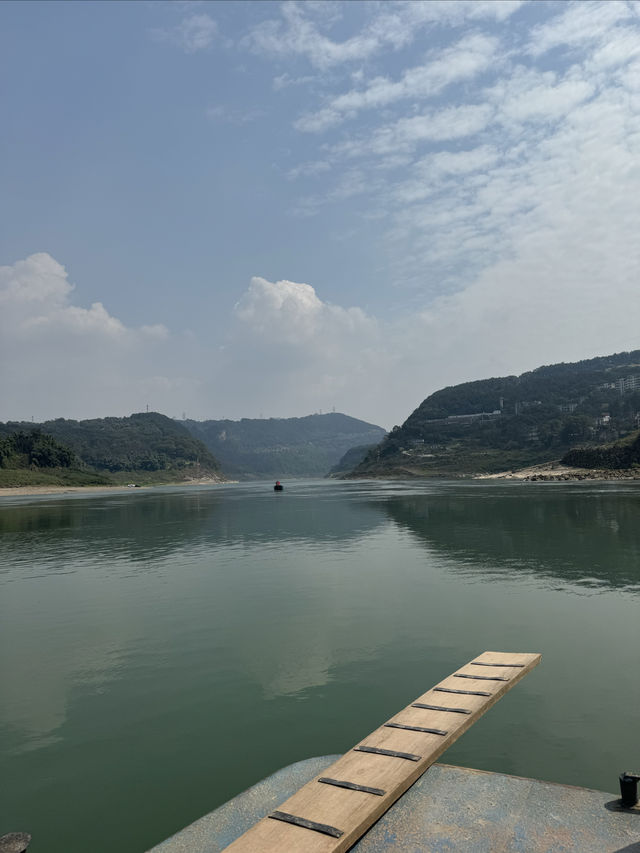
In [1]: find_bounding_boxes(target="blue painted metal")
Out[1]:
[147,758,640,853]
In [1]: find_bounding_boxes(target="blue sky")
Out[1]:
[1,0,639,428]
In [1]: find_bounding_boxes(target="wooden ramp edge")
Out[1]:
[223,651,541,853]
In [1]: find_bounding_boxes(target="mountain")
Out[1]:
[182,413,387,479]
[326,444,379,478]
[0,413,224,483]
[349,350,640,477]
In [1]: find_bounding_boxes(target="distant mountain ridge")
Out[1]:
[349,349,640,477]
[182,413,386,479]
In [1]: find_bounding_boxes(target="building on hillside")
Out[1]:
[424,411,502,427]
[514,400,542,415]
[616,375,640,394]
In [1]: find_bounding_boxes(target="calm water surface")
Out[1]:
[1,479,639,852]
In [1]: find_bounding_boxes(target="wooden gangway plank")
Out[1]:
[223,651,541,853]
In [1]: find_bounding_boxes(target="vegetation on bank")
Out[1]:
[0,413,221,474]
[562,430,640,470]
[350,349,640,477]
[0,429,112,487]
[0,413,224,487]
[0,467,112,488]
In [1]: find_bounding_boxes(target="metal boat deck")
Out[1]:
[148,757,640,852]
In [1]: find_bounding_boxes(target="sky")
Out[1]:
[1,0,639,430]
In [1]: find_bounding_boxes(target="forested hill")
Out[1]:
[0,413,223,479]
[350,350,640,477]
[182,413,386,478]
[0,428,113,486]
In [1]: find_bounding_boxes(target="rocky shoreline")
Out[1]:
[475,462,640,482]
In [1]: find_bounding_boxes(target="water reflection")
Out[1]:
[382,482,640,592]
[0,483,389,749]
[2,480,640,853]
[0,483,384,572]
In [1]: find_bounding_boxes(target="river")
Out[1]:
[1,479,639,852]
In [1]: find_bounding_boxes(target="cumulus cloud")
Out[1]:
[221,277,384,417]
[214,218,640,426]
[2,253,638,430]
[0,254,198,422]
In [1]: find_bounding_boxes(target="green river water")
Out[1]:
[1,479,639,852]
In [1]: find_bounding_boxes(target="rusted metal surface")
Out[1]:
[148,757,640,852]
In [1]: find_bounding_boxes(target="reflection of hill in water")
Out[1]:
[0,487,383,566]
[383,485,640,591]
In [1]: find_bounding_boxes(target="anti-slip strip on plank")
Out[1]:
[223,651,541,853]
[384,722,448,736]
[411,702,472,715]
[470,661,525,668]
[268,811,344,838]
[454,673,509,682]
[318,778,386,797]
[434,686,492,697]
[354,745,422,761]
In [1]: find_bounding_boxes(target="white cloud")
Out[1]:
[248,0,522,70]
[152,12,217,53]
[2,250,638,430]
[529,1,634,57]
[6,2,640,430]
[0,254,166,342]
[234,276,374,345]
[295,33,498,133]
[392,145,499,204]
[219,276,387,419]
[247,3,381,70]
[219,189,640,423]
[286,159,331,180]
[335,103,494,159]
[487,67,595,125]
[272,72,316,91]
[0,254,195,422]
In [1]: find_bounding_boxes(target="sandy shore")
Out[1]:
[0,485,128,497]
[0,477,229,498]
[474,462,640,481]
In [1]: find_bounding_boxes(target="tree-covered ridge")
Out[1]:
[351,349,640,477]
[0,429,76,469]
[0,428,114,487]
[183,413,386,478]
[0,413,222,475]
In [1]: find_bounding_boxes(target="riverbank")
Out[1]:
[0,484,125,497]
[475,461,640,481]
[0,476,228,498]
